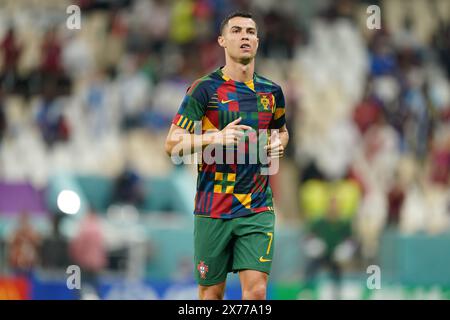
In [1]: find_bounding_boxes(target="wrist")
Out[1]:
[205,131,222,146]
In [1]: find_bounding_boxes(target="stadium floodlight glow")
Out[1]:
[57,190,81,215]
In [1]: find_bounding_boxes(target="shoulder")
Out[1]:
[254,73,283,92]
[186,71,219,96]
[184,72,220,104]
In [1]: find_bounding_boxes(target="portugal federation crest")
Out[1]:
[257,92,275,112]
[197,261,209,279]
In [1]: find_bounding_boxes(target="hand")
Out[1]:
[264,130,284,158]
[213,117,252,146]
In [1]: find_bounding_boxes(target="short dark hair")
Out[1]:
[220,11,257,35]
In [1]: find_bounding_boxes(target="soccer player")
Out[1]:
[165,11,289,300]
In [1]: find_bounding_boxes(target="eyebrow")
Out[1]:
[230,26,257,31]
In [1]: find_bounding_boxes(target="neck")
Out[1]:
[222,59,255,83]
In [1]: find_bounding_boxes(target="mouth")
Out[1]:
[240,43,251,50]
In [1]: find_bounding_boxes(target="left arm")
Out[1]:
[265,124,289,158]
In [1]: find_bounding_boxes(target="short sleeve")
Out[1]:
[171,79,209,133]
[269,85,286,129]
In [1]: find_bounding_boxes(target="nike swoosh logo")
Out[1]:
[259,256,272,262]
[221,99,235,104]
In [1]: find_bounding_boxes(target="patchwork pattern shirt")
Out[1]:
[172,67,286,219]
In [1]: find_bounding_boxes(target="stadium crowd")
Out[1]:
[0,0,449,290]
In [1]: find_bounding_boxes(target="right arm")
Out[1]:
[164,117,251,157]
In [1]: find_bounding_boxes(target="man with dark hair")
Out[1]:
[165,11,289,300]
[219,11,255,35]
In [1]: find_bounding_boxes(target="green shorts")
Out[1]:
[194,211,275,286]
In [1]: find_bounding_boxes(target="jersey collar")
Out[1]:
[216,66,256,91]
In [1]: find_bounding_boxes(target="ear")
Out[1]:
[218,35,226,48]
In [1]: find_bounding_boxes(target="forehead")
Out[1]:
[226,16,256,30]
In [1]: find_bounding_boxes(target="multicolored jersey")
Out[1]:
[172,67,286,219]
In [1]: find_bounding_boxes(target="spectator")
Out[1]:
[8,212,41,277]
[116,56,152,131]
[39,27,72,97]
[353,81,382,135]
[40,214,70,270]
[354,187,387,262]
[69,210,107,299]
[260,10,298,59]
[41,28,63,76]
[169,0,196,45]
[132,0,170,54]
[428,131,450,186]
[369,30,397,77]
[35,88,71,147]
[303,197,354,299]
[112,164,145,208]
[386,176,406,227]
[356,112,400,191]
[0,27,22,92]
[83,69,109,138]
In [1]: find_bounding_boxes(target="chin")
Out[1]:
[238,54,255,63]
[237,58,252,65]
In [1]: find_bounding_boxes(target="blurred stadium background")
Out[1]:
[0,0,449,300]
